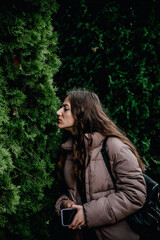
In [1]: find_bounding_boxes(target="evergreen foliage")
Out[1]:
[0,0,61,239]
[54,0,160,181]
[1,0,160,238]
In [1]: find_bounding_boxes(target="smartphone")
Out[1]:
[61,208,77,226]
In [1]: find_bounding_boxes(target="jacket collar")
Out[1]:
[61,132,106,151]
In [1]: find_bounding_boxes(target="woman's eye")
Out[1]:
[64,108,69,112]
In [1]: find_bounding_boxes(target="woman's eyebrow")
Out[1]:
[62,103,70,107]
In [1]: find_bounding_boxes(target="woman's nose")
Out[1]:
[56,108,62,115]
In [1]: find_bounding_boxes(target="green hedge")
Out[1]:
[54,0,160,180]
[0,0,61,239]
[1,0,160,238]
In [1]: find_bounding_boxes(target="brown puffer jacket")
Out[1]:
[55,132,147,240]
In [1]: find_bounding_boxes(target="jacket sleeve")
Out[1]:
[83,143,147,228]
[55,195,69,216]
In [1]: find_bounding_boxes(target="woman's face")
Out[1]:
[56,97,75,133]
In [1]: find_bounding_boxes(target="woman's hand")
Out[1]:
[68,204,86,230]
[62,199,75,208]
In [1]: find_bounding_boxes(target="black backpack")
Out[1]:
[101,137,160,240]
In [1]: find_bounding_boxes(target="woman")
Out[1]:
[55,89,147,240]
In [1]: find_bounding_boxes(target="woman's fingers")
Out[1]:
[62,200,75,208]
[68,205,86,230]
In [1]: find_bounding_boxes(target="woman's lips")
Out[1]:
[58,119,62,123]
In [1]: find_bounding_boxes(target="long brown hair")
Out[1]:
[58,89,145,181]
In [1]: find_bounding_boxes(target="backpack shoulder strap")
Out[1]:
[101,137,117,191]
